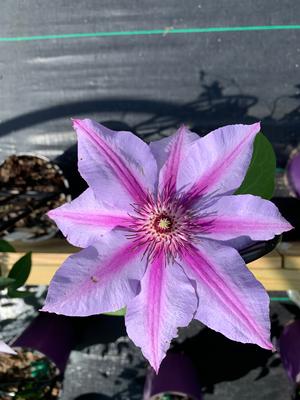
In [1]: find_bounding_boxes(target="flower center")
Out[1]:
[153,214,173,234]
[128,195,197,261]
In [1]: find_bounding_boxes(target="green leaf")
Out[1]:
[0,276,16,290]
[235,133,276,199]
[104,308,126,317]
[7,252,32,289]
[7,288,33,298]
[0,240,15,252]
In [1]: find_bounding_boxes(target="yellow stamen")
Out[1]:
[158,218,171,230]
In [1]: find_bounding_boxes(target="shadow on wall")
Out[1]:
[0,71,299,168]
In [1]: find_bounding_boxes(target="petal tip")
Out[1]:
[40,305,60,315]
[1,348,17,356]
[257,335,273,351]
[71,118,81,123]
[179,123,188,131]
[46,210,55,219]
[152,365,160,374]
[72,118,88,131]
[253,121,261,132]
[149,356,163,374]
[286,222,294,232]
[264,342,274,352]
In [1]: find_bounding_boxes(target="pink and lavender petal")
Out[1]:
[150,126,199,196]
[193,194,293,241]
[73,119,157,208]
[48,188,133,248]
[42,230,146,316]
[125,252,197,372]
[180,240,272,350]
[177,123,260,204]
[0,340,16,354]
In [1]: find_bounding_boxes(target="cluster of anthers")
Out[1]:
[128,192,199,261]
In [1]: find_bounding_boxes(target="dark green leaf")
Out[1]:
[7,288,33,298]
[235,133,276,199]
[0,276,16,290]
[0,240,15,252]
[8,252,32,289]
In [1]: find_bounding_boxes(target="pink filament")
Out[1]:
[128,193,200,261]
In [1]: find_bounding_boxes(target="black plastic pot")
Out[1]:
[13,312,80,374]
[0,313,80,399]
[287,151,300,198]
[278,319,300,399]
[143,352,202,400]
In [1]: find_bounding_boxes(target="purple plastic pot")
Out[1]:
[287,151,300,198]
[13,312,79,374]
[143,352,202,400]
[278,319,300,385]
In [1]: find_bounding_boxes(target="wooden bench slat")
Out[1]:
[1,240,299,289]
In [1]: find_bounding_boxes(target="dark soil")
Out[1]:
[0,155,69,241]
[0,347,61,399]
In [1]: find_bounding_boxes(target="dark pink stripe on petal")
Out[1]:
[147,252,165,371]
[47,188,135,247]
[73,119,147,203]
[183,244,272,349]
[49,210,133,229]
[194,216,290,235]
[183,124,259,205]
[42,233,146,316]
[125,252,197,372]
[161,126,185,196]
[191,194,293,241]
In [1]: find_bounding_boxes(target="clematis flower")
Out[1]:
[42,119,292,372]
[0,340,16,355]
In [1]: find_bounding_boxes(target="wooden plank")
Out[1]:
[12,238,78,254]
[248,249,282,269]
[2,245,299,289]
[250,268,300,291]
[277,242,300,270]
[1,239,79,284]
[284,257,300,270]
[4,252,70,285]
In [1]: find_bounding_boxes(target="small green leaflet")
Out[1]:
[104,308,126,317]
[235,133,276,199]
[7,252,32,290]
[0,277,16,290]
[7,288,32,298]
[0,240,15,252]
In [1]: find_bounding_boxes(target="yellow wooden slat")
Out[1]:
[251,268,300,291]
[4,253,70,285]
[2,240,78,285]
[13,238,78,254]
[2,239,300,289]
[284,257,300,270]
[248,250,282,269]
[277,242,300,270]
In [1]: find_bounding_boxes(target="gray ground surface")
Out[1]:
[1,291,299,399]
